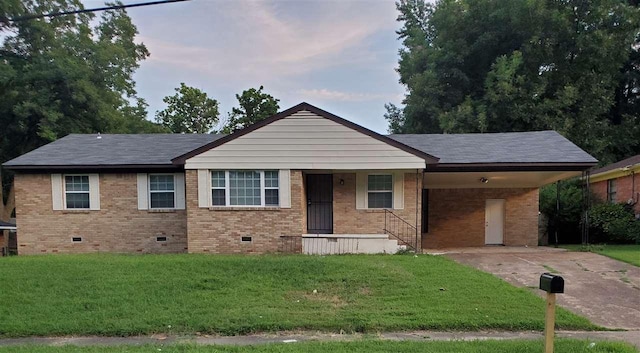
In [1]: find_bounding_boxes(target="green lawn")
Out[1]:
[561,244,640,266]
[0,340,636,353]
[0,254,595,337]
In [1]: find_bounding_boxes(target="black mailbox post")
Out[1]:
[539,273,564,293]
[539,273,565,353]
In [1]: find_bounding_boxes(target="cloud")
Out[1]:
[297,88,402,103]
[135,1,398,82]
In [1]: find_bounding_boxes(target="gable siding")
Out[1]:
[184,110,426,170]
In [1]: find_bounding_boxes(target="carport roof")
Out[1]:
[389,131,597,166]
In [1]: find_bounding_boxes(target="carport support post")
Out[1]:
[544,293,557,353]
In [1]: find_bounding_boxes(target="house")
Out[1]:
[0,219,17,256]
[589,155,640,217]
[3,103,597,255]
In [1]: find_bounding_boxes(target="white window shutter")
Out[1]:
[393,172,404,210]
[137,173,148,210]
[88,174,100,210]
[356,172,367,210]
[175,173,186,210]
[197,169,210,208]
[279,169,291,208]
[51,174,64,210]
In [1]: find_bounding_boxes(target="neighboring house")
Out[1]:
[589,155,640,217]
[0,219,17,256]
[3,103,597,255]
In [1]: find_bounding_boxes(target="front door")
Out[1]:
[306,174,333,234]
[485,199,505,245]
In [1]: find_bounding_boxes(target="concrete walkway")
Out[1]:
[0,330,638,348]
[441,247,640,330]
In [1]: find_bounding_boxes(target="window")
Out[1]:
[607,179,617,203]
[230,171,261,206]
[65,175,90,209]
[367,174,393,209]
[211,171,226,206]
[149,174,175,209]
[264,171,279,206]
[210,170,279,207]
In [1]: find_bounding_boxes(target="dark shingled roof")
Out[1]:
[3,134,224,168]
[388,131,597,164]
[591,154,640,175]
[4,130,597,170]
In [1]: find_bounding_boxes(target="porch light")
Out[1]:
[339,179,345,185]
[479,177,489,184]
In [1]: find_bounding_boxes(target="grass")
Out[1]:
[0,340,636,353]
[0,254,596,337]
[561,244,640,266]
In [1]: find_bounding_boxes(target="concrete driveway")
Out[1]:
[439,247,640,330]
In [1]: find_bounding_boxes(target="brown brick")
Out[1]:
[14,173,187,255]
[423,188,539,248]
[185,170,306,254]
[591,173,640,214]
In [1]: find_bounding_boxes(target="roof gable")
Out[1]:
[173,103,438,169]
[180,103,436,170]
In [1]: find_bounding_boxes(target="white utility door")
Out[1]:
[485,199,505,245]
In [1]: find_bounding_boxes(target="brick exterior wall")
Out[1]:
[185,170,306,254]
[333,172,422,248]
[15,171,542,254]
[14,173,187,255]
[423,188,539,248]
[591,174,640,214]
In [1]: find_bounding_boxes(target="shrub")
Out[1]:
[539,180,585,244]
[589,202,640,243]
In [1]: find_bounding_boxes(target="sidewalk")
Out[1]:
[0,330,638,348]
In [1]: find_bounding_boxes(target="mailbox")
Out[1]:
[539,273,564,293]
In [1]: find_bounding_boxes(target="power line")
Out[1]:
[10,0,189,22]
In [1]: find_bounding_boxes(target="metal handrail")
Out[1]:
[383,209,418,251]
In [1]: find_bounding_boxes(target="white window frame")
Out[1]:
[210,170,279,207]
[63,174,91,210]
[366,173,393,209]
[211,170,226,206]
[148,173,177,210]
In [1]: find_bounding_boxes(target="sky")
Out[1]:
[81,0,408,133]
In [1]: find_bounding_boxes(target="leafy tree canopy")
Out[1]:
[221,86,279,134]
[156,83,220,133]
[0,0,163,165]
[0,0,163,218]
[390,0,640,164]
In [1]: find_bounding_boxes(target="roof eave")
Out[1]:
[426,162,598,173]
[3,164,182,172]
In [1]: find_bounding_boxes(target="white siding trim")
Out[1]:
[137,173,148,210]
[184,110,426,170]
[51,174,63,210]
[197,169,210,208]
[88,174,100,210]
[393,172,404,210]
[175,173,186,210]
[279,170,291,208]
[355,172,367,210]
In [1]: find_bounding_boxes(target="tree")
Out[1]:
[0,0,160,220]
[221,86,279,134]
[155,83,220,133]
[390,0,640,164]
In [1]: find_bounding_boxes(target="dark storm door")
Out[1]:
[306,174,333,234]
